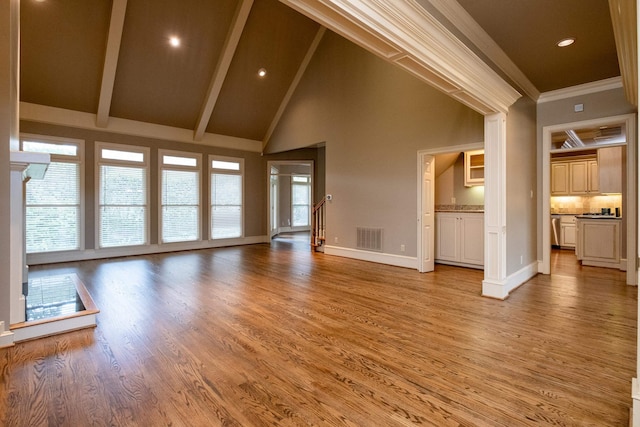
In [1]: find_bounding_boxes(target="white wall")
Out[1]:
[266,31,484,258]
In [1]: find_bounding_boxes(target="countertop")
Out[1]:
[575,215,622,220]
[435,210,484,213]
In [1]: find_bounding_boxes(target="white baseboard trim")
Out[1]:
[632,378,640,427]
[0,330,15,348]
[482,261,538,299]
[11,314,97,343]
[27,235,270,265]
[537,259,545,274]
[324,245,417,269]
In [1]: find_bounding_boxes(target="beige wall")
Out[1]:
[506,96,537,275]
[536,87,636,261]
[266,31,484,257]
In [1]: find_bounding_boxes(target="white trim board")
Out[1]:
[482,261,538,300]
[537,77,623,104]
[20,102,263,153]
[324,245,417,270]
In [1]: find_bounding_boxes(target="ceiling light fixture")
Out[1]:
[258,68,267,78]
[169,36,181,48]
[557,37,575,47]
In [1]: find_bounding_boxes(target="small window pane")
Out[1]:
[102,148,144,162]
[162,170,199,205]
[163,155,197,167]
[162,206,199,242]
[26,162,79,205]
[212,160,240,171]
[292,206,310,227]
[100,206,146,247]
[26,206,79,252]
[100,166,146,205]
[292,176,309,183]
[23,141,77,156]
[211,173,242,239]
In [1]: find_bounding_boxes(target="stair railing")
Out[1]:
[311,196,327,250]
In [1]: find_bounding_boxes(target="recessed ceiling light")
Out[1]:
[557,37,575,47]
[258,68,267,78]
[169,36,181,48]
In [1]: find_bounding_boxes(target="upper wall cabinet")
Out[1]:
[598,146,623,194]
[569,159,598,195]
[464,150,484,187]
[551,156,598,196]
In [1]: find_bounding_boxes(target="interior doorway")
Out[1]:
[541,113,637,285]
[267,161,314,242]
[417,142,484,273]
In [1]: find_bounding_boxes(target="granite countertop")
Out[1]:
[575,215,622,220]
[435,204,484,213]
[436,210,484,213]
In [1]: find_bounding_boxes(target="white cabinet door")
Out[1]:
[460,215,484,265]
[435,214,459,262]
[551,162,569,195]
[560,224,576,248]
[569,161,588,194]
[435,212,483,267]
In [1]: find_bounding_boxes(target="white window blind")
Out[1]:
[98,144,148,248]
[160,151,200,243]
[26,161,80,253]
[210,157,243,239]
[292,176,311,227]
[22,137,83,254]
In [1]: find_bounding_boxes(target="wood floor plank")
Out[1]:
[0,240,635,426]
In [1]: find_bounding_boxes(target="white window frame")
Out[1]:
[96,142,150,249]
[159,149,202,244]
[291,174,311,228]
[20,134,85,253]
[209,155,244,240]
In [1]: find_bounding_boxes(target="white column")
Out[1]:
[482,112,508,299]
[9,161,27,324]
[0,0,20,348]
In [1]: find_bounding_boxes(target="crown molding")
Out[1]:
[537,77,623,104]
[280,0,521,114]
[608,0,637,107]
[20,103,262,152]
[424,0,539,101]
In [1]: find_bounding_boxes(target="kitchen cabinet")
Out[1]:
[575,217,621,269]
[559,215,576,248]
[551,157,598,195]
[551,162,569,195]
[598,146,622,194]
[464,150,484,187]
[569,159,598,194]
[435,212,484,268]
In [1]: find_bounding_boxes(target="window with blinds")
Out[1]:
[97,143,149,248]
[210,156,243,239]
[22,137,83,253]
[160,151,201,243]
[291,175,311,227]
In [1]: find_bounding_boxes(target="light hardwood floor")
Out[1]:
[1,240,636,426]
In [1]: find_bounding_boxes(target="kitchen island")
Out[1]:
[575,215,622,269]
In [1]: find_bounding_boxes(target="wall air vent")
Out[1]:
[356,227,383,252]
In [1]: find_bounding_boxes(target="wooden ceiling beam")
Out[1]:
[194,0,253,141]
[96,0,127,128]
[262,27,326,150]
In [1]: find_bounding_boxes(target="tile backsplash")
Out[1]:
[550,194,622,214]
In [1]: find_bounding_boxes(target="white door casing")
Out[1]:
[419,155,435,272]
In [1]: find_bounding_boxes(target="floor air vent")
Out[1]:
[356,227,383,252]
